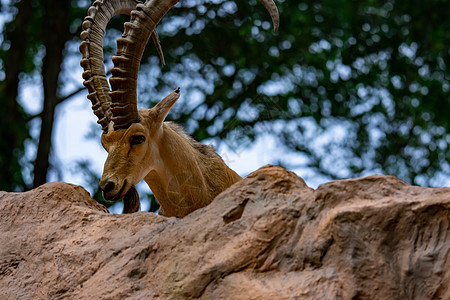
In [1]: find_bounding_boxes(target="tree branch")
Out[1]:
[27,86,85,122]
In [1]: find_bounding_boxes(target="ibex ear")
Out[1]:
[153,87,181,124]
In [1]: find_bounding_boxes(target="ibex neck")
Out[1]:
[144,123,210,217]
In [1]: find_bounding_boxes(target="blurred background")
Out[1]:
[1,0,449,213]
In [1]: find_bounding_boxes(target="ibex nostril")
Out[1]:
[103,181,115,194]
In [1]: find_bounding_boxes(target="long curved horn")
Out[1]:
[258,0,279,32]
[108,0,181,130]
[108,0,279,130]
[79,0,165,132]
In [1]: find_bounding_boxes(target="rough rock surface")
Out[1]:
[1,165,450,299]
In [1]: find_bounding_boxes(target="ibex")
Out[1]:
[79,0,279,217]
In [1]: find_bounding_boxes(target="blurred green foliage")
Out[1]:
[0,0,449,201]
[144,0,450,186]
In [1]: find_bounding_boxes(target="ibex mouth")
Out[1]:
[104,180,128,202]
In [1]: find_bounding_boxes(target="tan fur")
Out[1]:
[99,90,242,217]
[81,0,279,216]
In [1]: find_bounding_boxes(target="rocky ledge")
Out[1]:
[1,165,449,299]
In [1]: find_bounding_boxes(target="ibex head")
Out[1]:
[79,0,279,214]
[98,88,180,202]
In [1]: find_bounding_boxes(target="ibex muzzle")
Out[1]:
[79,0,279,216]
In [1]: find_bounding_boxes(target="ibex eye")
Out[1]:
[131,135,145,145]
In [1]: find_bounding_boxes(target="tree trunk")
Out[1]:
[33,0,71,187]
[0,0,33,191]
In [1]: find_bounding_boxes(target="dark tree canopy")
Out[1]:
[146,0,450,186]
[0,0,449,202]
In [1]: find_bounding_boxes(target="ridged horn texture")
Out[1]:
[258,0,279,32]
[80,0,142,132]
[109,0,279,119]
[108,0,181,130]
[79,0,166,132]
[81,0,279,131]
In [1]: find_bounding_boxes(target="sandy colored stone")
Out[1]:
[1,165,449,299]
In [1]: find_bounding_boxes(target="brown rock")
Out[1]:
[1,165,449,299]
